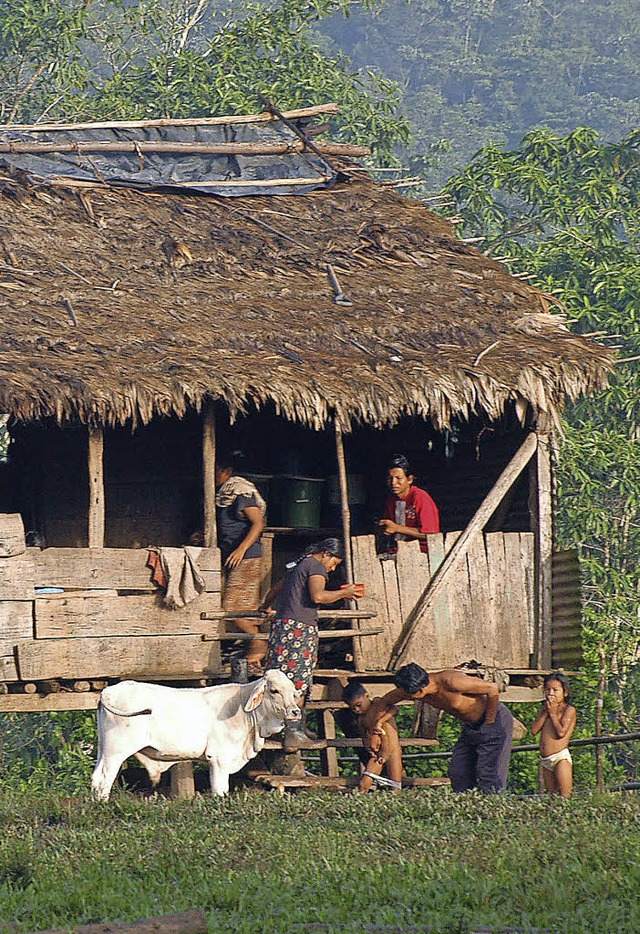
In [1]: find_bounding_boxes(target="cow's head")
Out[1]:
[244,669,302,737]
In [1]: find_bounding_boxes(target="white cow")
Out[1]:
[91,669,301,800]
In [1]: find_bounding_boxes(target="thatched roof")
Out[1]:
[0,116,613,432]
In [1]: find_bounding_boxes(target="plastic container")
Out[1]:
[270,476,324,529]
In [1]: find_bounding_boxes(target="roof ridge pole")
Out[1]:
[334,418,354,584]
[203,402,217,549]
[87,426,105,548]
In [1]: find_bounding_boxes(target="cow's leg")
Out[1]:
[91,752,127,801]
[135,751,176,787]
[207,755,230,796]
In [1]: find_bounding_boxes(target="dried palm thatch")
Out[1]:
[0,155,613,432]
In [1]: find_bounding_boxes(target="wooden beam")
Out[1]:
[334,420,353,583]
[389,432,539,669]
[7,103,340,132]
[200,609,377,620]
[0,139,369,157]
[202,403,217,549]
[536,432,554,669]
[87,427,105,548]
[202,628,383,641]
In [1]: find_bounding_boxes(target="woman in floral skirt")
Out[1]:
[262,538,359,750]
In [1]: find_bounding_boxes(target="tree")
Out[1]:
[322,0,640,186]
[443,128,640,771]
[0,0,408,160]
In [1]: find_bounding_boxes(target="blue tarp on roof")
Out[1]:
[0,114,337,197]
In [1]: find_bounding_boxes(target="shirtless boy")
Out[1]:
[530,672,576,798]
[371,662,513,793]
[342,682,403,793]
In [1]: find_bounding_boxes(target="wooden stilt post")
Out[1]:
[88,427,105,548]
[202,402,217,549]
[334,419,353,583]
[536,430,554,670]
[170,761,196,800]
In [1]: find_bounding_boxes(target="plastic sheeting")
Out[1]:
[0,117,337,197]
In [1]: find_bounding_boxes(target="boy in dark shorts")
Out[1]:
[342,682,403,792]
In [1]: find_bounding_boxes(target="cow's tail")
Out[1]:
[99,698,152,718]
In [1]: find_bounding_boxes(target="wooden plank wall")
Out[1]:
[0,528,223,682]
[351,533,535,672]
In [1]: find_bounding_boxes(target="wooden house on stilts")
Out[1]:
[0,105,613,787]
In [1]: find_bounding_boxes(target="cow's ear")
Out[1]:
[244,678,266,712]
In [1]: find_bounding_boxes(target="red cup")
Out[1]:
[342,583,365,599]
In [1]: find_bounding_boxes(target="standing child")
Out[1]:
[342,682,403,793]
[531,672,577,798]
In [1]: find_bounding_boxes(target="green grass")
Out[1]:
[0,790,638,933]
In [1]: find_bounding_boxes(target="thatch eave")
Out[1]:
[0,152,614,433]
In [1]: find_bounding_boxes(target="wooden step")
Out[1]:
[202,627,383,642]
[251,772,450,791]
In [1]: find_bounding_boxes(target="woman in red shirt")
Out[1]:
[379,454,440,553]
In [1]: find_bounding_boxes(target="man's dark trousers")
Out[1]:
[448,702,513,792]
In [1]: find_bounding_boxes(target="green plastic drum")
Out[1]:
[271,477,323,528]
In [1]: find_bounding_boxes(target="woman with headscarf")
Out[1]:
[262,537,359,749]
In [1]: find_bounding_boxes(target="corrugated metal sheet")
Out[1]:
[552,549,583,668]
[0,117,336,197]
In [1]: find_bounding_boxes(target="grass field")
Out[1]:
[0,788,638,933]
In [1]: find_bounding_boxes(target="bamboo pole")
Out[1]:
[389,432,539,669]
[596,645,606,791]
[334,420,353,584]
[6,103,340,133]
[0,139,369,157]
[87,426,105,548]
[202,403,217,549]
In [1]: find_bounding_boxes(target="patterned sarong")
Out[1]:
[265,617,318,693]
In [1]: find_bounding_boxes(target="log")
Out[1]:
[73,680,91,693]
[0,139,369,157]
[31,908,208,934]
[0,514,26,557]
[334,421,354,584]
[9,103,340,132]
[170,762,196,800]
[390,432,539,668]
[39,679,61,695]
[88,428,105,549]
[202,404,217,550]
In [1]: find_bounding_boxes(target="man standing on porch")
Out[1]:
[363,662,513,793]
[216,455,267,676]
[378,454,440,553]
